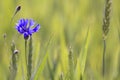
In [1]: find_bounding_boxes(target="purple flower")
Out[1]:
[15,18,40,40]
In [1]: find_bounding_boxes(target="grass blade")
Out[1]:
[34,52,48,80]
[31,33,54,80]
[79,26,89,79]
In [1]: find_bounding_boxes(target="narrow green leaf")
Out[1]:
[31,33,54,80]
[33,52,48,80]
[79,27,90,76]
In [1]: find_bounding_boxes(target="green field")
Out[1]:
[0,0,120,80]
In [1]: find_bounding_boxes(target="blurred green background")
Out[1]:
[0,0,120,80]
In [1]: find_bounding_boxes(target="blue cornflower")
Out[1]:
[15,18,40,40]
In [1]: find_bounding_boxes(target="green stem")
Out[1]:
[25,40,28,76]
[9,42,18,80]
[103,39,106,77]
[68,47,74,80]
[27,37,33,80]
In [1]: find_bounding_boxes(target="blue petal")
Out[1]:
[18,19,25,28]
[27,30,32,36]
[16,26,24,34]
[19,18,24,24]
[31,24,40,33]
[28,19,35,28]
[24,19,28,29]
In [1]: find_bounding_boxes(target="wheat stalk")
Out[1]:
[9,41,19,80]
[68,46,75,80]
[102,0,112,77]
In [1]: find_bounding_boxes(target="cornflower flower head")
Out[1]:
[15,18,40,40]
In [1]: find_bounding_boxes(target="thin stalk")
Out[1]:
[9,41,18,80]
[25,40,27,65]
[80,75,83,80]
[27,37,33,80]
[102,0,111,78]
[59,72,64,80]
[102,39,106,77]
[68,47,74,80]
[10,6,21,24]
